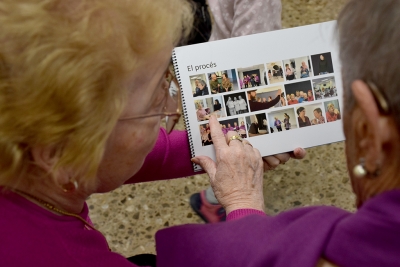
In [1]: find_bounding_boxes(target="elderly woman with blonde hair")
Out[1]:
[0,0,304,266]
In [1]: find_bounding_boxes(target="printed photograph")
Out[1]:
[294,103,326,128]
[267,108,298,132]
[284,80,314,105]
[324,100,342,123]
[313,76,338,100]
[266,61,284,84]
[283,56,313,81]
[311,52,334,76]
[220,117,247,138]
[199,123,213,147]
[247,85,285,112]
[237,64,267,89]
[245,113,269,137]
[190,74,209,97]
[207,69,239,94]
[194,95,226,122]
[223,92,249,116]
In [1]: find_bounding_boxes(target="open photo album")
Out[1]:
[172,21,344,171]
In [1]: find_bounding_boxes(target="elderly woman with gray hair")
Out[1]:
[155,0,400,266]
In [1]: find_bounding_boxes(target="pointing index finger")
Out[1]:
[209,115,228,149]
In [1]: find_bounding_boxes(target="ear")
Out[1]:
[351,80,391,173]
[30,145,57,173]
[31,145,71,185]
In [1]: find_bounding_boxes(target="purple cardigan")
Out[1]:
[1,129,399,266]
[156,189,400,266]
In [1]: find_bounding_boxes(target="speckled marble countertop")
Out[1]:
[87,0,353,257]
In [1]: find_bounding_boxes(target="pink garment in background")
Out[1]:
[208,0,282,41]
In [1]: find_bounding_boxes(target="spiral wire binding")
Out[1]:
[172,49,201,172]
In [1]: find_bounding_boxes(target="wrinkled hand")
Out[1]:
[191,116,264,214]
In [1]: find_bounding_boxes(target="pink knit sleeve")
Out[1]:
[125,128,204,184]
[227,209,266,221]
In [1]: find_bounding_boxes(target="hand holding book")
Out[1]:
[191,115,306,214]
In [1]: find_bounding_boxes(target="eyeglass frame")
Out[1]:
[118,62,181,134]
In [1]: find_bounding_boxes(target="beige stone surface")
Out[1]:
[87,0,353,257]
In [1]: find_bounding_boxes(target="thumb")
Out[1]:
[191,156,217,178]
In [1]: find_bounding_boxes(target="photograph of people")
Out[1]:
[248,86,285,112]
[245,113,268,137]
[223,92,249,116]
[297,103,326,127]
[267,108,298,132]
[219,117,246,138]
[297,106,312,128]
[194,96,226,122]
[284,80,314,105]
[313,76,338,100]
[207,69,239,94]
[199,124,213,146]
[237,64,266,89]
[283,56,313,81]
[311,52,334,76]
[311,107,326,125]
[190,74,209,97]
[266,61,284,84]
[324,100,342,122]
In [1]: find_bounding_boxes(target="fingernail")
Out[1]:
[191,157,200,164]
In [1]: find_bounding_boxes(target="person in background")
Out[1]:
[307,90,314,101]
[274,117,282,132]
[255,74,260,86]
[283,113,291,130]
[285,63,295,80]
[311,107,326,125]
[196,103,210,121]
[233,96,241,114]
[288,94,299,105]
[221,72,232,92]
[300,61,310,78]
[209,73,221,94]
[213,99,222,117]
[280,92,287,106]
[298,91,305,103]
[319,54,329,75]
[242,75,248,88]
[326,103,341,122]
[225,96,236,116]
[297,107,311,128]
[238,95,248,114]
[193,79,209,97]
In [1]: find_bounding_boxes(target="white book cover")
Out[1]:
[172,21,344,171]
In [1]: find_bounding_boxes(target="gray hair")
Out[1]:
[199,79,207,87]
[337,0,400,130]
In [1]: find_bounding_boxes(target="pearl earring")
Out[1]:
[353,158,367,179]
[62,180,79,192]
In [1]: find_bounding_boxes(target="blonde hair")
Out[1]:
[0,0,193,187]
[327,103,335,110]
